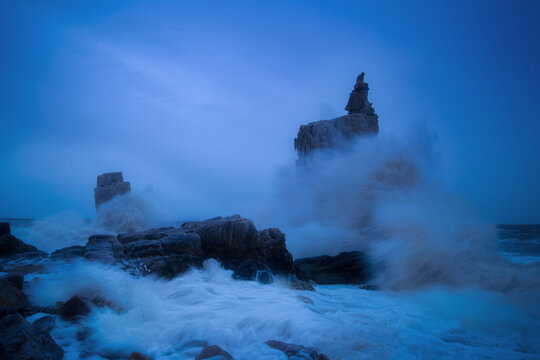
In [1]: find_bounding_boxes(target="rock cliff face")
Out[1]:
[294,73,378,157]
[51,215,295,281]
[94,172,131,209]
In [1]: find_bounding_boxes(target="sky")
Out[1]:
[1,0,539,223]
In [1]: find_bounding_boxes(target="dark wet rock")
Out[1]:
[182,216,294,276]
[286,275,315,291]
[265,340,329,360]
[0,275,30,310]
[0,313,64,360]
[0,222,10,236]
[182,215,259,267]
[234,259,274,284]
[345,72,376,115]
[253,228,295,274]
[52,215,294,280]
[294,73,378,158]
[129,351,153,360]
[0,233,41,257]
[133,254,203,278]
[84,235,125,263]
[2,273,24,289]
[33,315,56,332]
[51,235,124,264]
[50,245,85,261]
[58,295,92,321]
[0,262,46,275]
[195,345,234,360]
[94,171,131,209]
[294,251,369,285]
[76,326,93,341]
[296,295,314,305]
[40,302,64,315]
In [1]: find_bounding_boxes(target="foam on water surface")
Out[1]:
[24,259,540,360]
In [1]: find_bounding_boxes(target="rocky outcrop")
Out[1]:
[265,340,329,360]
[294,73,378,157]
[0,222,43,257]
[195,345,234,360]
[51,215,295,282]
[58,295,92,322]
[33,315,56,332]
[181,216,295,276]
[0,274,30,311]
[94,171,131,209]
[0,222,10,236]
[294,251,369,285]
[345,72,376,115]
[0,313,64,360]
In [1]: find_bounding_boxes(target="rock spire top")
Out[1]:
[345,72,375,115]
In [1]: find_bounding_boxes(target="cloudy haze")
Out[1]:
[1,0,539,223]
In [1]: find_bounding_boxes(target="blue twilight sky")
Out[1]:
[1,0,539,223]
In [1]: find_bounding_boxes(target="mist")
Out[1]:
[1,1,540,223]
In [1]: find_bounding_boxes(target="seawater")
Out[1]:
[10,225,539,359]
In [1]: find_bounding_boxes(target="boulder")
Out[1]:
[0,233,41,257]
[265,340,329,360]
[181,215,259,268]
[33,315,56,332]
[2,273,24,289]
[195,345,234,360]
[0,275,30,311]
[0,313,64,360]
[51,215,295,281]
[294,251,369,285]
[58,295,92,321]
[182,216,295,277]
[294,73,378,158]
[84,235,125,263]
[233,259,273,284]
[94,171,131,209]
[0,222,10,236]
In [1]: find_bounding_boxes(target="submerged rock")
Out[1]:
[195,345,234,360]
[94,171,131,209]
[58,295,92,321]
[294,73,378,158]
[0,313,64,360]
[265,340,329,360]
[294,251,369,285]
[233,259,273,284]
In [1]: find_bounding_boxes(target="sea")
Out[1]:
[2,220,540,360]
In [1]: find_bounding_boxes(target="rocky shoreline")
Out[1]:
[0,216,370,360]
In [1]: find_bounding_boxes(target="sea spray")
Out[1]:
[264,132,540,293]
[25,259,540,359]
[10,192,166,252]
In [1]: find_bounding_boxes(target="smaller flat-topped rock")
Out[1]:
[94,171,131,209]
